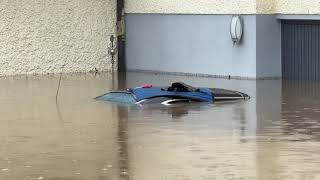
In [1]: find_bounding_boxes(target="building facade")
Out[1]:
[125,0,320,80]
[1,1,320,79]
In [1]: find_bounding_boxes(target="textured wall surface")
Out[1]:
[126,0,320,14]
[0,0,116,76]
[276,0,320,14]
[125,0,257,14]
[256,0,277,14]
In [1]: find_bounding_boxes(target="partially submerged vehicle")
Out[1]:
[96,82,250,105]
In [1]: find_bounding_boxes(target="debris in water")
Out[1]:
[121,171,128,175]
[102,168,108,171]
[1,168,9,171]
[37,177,44,180]
[107,165,113,168]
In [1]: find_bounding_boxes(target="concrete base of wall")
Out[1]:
[125,14,281,79]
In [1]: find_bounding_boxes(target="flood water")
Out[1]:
[0,72,319,180]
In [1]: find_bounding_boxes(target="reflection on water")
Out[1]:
[0,72,319,180]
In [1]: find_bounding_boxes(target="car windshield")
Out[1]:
[96,92,136,104]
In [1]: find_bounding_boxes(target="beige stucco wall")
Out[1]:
[0,0,116,76]
[258,0,320,14]
[276,0,320,14]
[126,0,320,14]
[256,0,277,14]
[125,0,257,14]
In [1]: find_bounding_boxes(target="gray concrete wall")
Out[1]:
[125,14,257,78]
[256,15,282,78]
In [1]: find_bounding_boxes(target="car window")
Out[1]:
[96,92,136,104]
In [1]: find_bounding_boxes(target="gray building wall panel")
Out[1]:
[256,15,282,78]
[125,14,257,78]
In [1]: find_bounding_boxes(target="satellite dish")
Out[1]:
[230,16,243,44]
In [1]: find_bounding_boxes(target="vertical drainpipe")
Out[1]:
[117,0,126,72]
[116,3,129,180]
[109,0,125,88]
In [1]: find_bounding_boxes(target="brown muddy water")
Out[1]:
[0,72,319,180]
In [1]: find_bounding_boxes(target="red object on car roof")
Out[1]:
[140,84,153,88]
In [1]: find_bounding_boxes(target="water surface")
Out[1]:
[0,72,319,180]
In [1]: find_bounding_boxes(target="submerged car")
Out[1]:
[96,82,250,105]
